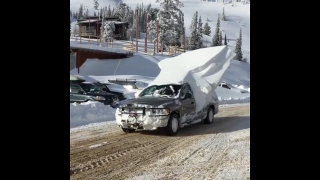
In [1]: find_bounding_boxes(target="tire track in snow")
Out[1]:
[70,104,250,180]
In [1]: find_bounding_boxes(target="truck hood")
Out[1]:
[121,97,178,107]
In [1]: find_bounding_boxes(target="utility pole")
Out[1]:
[136,9,139,53]
[145,12,148,53]
[183,27,186,52]
[156,20,159,53]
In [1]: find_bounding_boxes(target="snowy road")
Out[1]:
[70,104,250,180]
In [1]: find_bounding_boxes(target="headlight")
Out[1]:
[149,108,170,115]
[95,96,105,100]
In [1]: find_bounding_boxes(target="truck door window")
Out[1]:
[180,84,193,99]
[70,85,82,93]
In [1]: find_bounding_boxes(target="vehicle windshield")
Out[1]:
[139,84,182,98]
[79,83,101,93]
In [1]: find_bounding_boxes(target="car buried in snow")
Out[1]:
[115,83,219,136]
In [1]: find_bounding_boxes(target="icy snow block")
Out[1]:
[149,46,235,112]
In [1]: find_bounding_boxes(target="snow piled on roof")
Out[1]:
[149,46,235,112]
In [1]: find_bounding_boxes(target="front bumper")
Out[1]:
[115,108,170,130]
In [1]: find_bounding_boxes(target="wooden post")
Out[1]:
[183,27,186,52]
[97,22,99,45]
[136,10,139,53]
[89,16,91,45]
[156,20,159,53]
[145,12,148,53]
[80,25,82,44]
[76,51,80,73]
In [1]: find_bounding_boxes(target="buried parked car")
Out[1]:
[218,81,249,93]
[116,46,235,136]
[70,75,119,108]
[93,82,128,101]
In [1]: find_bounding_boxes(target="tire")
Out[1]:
[166,113,180,136]
[122,128,136,133]
[204,107,214,124]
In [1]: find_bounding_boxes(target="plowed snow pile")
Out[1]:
[149,46,235,112]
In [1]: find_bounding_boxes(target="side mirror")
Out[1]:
[184,92,192,99]
[78,90,84,94]
[102,88,107,91]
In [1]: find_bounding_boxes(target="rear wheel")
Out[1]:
[204,107,214,124]
[166,113,180,136]
[122,128,136,133]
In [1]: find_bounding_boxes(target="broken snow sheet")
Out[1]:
[149,46,235,112]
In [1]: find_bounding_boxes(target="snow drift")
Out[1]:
[149,46,235,112]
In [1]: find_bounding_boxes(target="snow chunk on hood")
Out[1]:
[149,46,235,112]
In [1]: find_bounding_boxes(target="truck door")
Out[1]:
[179,84,197,123]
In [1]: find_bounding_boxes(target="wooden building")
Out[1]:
[77,16,129,40]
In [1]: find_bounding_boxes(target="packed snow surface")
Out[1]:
[149,46,235,112]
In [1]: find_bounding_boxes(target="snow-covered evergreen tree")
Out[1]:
[212,15,220,46]
[221,7,226,21]
[140,3,145,33]
[188,12,198,50]
[234,29,243,61]
[148,20,157,43]
[156,0,184,48]
[102,21,115,42]
[146,7,159,42]
[218,31,222,45]
[197,15,203,48]
[114,2,131,22]
[107,5,112,17]
[224,33,227,45]
[132,6,140,38]
[203,22,211,36]
[93,0,99,10]
[239,28,242,47]
[85,8,89,18]
[78,4,84,19]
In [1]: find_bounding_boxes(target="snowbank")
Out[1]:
[149,46,235,112]
[70,101,116,128]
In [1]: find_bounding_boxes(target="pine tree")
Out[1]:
[78,4,84,19]
[103,21,115,42]
[203,22,211,36]
[239,28,242,47]
[107,5,112,17]
[94,12,97,16]
[156,0,184,48]
[234,29,243,61]
[218,31,222,46]
[93,0,99,10]
[197,15,203,48]
[221,7,226,21]
[85,8,89,18]
[188,12,198,50]
[224,33,227,45]
[132,5,140,38]
[211,15,220,46]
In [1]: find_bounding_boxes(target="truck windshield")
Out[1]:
[79,83,100,93]
[139,85,182,98]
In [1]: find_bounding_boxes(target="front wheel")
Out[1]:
[122,128,136,133]
[166,113,180,136]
